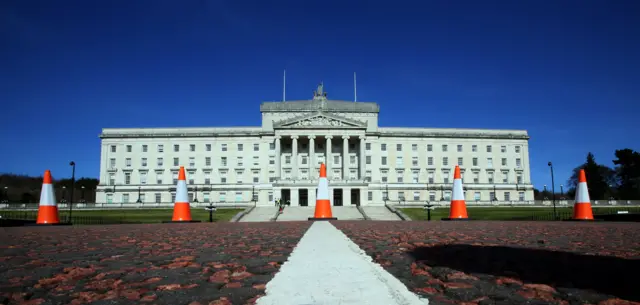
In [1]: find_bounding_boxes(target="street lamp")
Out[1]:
[493,185,497,202]
[440,185,444,201]
[81,186,86,203]
[62,186,67,203]
[560,184,564,200]
[136,186,142,203]
[2,186,8,204]
[548,162,557,220]
[194,186,199,203]
[69,161,76,222]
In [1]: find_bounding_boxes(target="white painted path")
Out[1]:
[255,221,429,305]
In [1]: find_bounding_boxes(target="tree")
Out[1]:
[566,152,616,200]
[613,149,640,200]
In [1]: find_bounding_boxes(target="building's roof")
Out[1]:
[260,99,379,113]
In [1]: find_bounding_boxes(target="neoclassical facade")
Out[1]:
[96,84,534,206]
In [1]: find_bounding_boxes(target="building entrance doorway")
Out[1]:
[299,189,308,206]
[281,189,291,205]
[351,189,360,206]
[333,189,343,206]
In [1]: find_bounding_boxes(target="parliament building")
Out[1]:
[96,84,534,206]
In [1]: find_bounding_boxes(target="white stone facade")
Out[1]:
[96,84,534,206]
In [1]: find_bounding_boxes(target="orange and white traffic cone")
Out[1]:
[442,165,470,220]
[168,166,200,223]
[35,170,63,225]
[308,163,337,221]
[572,169,594,220]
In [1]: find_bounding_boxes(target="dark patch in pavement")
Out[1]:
[333,220,640,305]
[0,222,312,304]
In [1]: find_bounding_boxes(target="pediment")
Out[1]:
[274,112,366,129]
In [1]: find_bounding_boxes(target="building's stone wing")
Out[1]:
[274,112,366,129]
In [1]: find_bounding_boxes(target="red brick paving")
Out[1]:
[0,222,312,305]
[333,221,640,305]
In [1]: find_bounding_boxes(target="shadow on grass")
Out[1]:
[409,244,640,301]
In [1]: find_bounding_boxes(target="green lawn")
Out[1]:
[399,206,639,221]
[0,208,245,224]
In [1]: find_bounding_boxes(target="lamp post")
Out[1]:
[69,161,76,222]
[560,184,564,200]
[62,186,67,203]
[493,185,497,202]
[136,186,142,203]
[440,185,444,201]
[2,186,8,204]
[384,184,389,204]
[548,162,556,219]
[194,186,199,203]
[81,186,86,202]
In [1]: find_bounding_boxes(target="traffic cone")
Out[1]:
[442,165,470,221]
[35,170,65,225]
[572,169,594,220]
[166,166,200,223]
[308,163,337,221]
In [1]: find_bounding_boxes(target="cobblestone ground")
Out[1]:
[333,221,640,305]
[0,222,312,305]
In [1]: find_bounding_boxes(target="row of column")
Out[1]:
[274,135,366,180]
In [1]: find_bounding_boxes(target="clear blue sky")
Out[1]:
[1,0,639,191]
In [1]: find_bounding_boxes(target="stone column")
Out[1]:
[309,135,315,178]
[342,135,349,180]
[359,136,366,180]
[326,136,333,178]
[275,136,281,179]
[292,135,298,180]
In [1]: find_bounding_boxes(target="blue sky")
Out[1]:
[1,0,639,191]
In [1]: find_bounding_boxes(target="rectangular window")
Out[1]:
[285,155,291,164]
[487,158,493,168]
[519,192,525,201]
[396,144,402,151]
[157,145,164,153]
[205,157,211,166]
[155,193,161,203]
[412,156,418,166]
[490,192,496,201]
[156,172,163,184]
[488,172,494,184]
[381,156,387,166]
[427,144,432,152]
[382,191,389,200]
[237,157,243,167]
[108,173,115,185]
[125,158,131,167]
[140,172,147,184]
[516,158,522,168]
[502,171,509,183]
[396,156,403,167]
[515,146,521,153]
[366,143,371,150]
[457,157,463,166]
[474,192,481,201]
[381,143,387,151]
[428,157,433,166]
[190,144,196,152]
[366,156,371,165]
[350,155,356,164]
[237,144,243,151]
[174,144,179,152]
[122,193,129,203]
[172,171,178,184]
[398,191,405,201]
[204,171,211,184]
[219,192,226,202]
[444,191,451,201]
[443,171,450,184]
[333,155,340,164]
[189,157,195,167]
[268,191,273,202]
[457,144,463,152]
[254,156,260,166]
[504,192,510,201]
[235,192,243,202]
[110,145,116,153]
[110,158,116,168]
[517,173,523,184]
[472,145,477,152]
[106,193,113,204]
[442,157,448,166]
[429,192,436,201]
[124,173,131,185]
[142,145,148,152]
[412,144,418,151]
[472,157,478,166]
[254,143,259,151]
[412,170,419,183]
[501,145,506,153]
[502,158,507,166]
[206,144,211,151]
[368,191,373,201]
[413,191,420,201]
[221,157,227,166]
[141,158,147,167]
[204,193,210,203]
[486,145,492,153]
[270,143,275,150]
[473,172,479,184]
[396,171,403,183]
[442,144,448,152]
[173,157,179,167]
[428,171,434,184]
[221,144,227,151]
[269,156,275,165]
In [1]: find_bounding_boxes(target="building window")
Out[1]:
[368,191,373,201]
[472,158,478,166]
[457,144,463,152]
[174,144,179,152]
[190,144,196,152]
[124,173,131,185]
[142,145,147,152]
[253,172,259,183]
[516,158,522,168]
[206,157,211,167]
[156,172,163,184]
[171,193,176,203]
[188,171,195,184]
[381,170,388,183]
[427,157,433,166]
[381,156,387,166]
[428,171,434,184]
[519,192,525,201]
[206,144,211,151]
[204,171,211,184]
[442,157,448,166]
[396,171,403,183]
[396,144,402,151]
[365,170,371,182]
[429,192,436,201]
[108,173,115,185]
[442,144,448,152]
[413,191,420,201]
[237,156,244,167]
[204,193,210,203]
[109,158,116,168]
[350,155,356,164]
[412,170,419,183]
[515,146,521,153]
[444,191,451,201]
[396,156,403,167]
[334,155,340,164]
[412,157,418,166]
[221,144,227,151]
[172,171,178,184]
[366,143,371,150]
[235,192,242,202]
[473,172,479,184]
[254,156,260,166]
[237,144,243,151]
[254,143,259,151]
[269,156,275,165]
[443,171,450,184]
[110,145,117,153]
[219,192,226,202]
[457,157,463,166]
[487,158,493,168]
[488,172,494,184]
[140,172,147,184]
[502,158,507,166]
[157,145,164,153]
[502,171,509,183]
[381,143,387,151]
[189,157,195,167]
[474,192,481,201]
[220,171,227,183]
[188,193,194,202]
[221,157,227,166]
[490,192,496,201]
[382,191,389,200]
[269,143,275,150]
[366,156,371,165]
[412,144,418,151]
[141,158,147,167]
[472,145,477,152]
[155,193,161,203]
[106,193,113,204]
[173,158,179,167]
[125,158,131,167]
[500,145,506,153]
[122,193,129,203]
[236,170,244,183]
[154,157,162,167]
[427,144,432,152]
[268,191,273,202]
[504,192,510,201]
[285,155,291,164]
[269,171,275,183]
[517,173,523,184]
[349,170,357,180]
